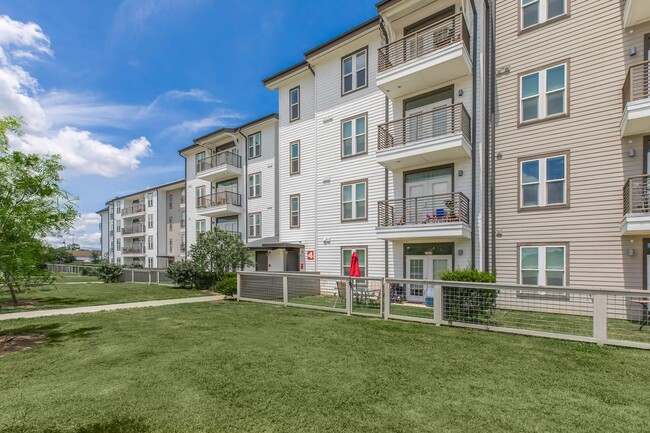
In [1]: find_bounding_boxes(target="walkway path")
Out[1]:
[0,296,224,321]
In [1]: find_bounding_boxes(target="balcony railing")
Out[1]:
[378,192,470,227]
[196,190,242,209]
[378,103,471,150]
[121,203,145,216]
[122,224,145,235]
[623,60,650,107]
[122,246,145,255]
[624,174,650,215]
[196,151,242,174]
[378,13,470,73]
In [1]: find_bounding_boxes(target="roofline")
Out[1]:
[262,61,309,87]
[96,207,109,214]
[178,113,278,155]
[105,178,185,204]
[303,16,380,59]
[375,0,400,11]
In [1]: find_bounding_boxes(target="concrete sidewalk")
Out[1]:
[0,296,224,321]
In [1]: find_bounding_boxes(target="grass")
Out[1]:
[0,282,207,314]
[52,272,101,283]
[0,302,649,432]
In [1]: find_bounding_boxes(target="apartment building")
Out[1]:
[492,0,650,291]
[179,114,281,271]
[98,207,109,258]
[263,0,493,299]
[99,179,186,268]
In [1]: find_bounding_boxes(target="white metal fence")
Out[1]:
[46,264,173,286]
[46,263,97,274]
[238,272,650,350]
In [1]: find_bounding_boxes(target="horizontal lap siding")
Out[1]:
[494,0,646,290]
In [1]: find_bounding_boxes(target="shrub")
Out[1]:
[80,266,96,276]
[166,261,200,289]
[95,261,124,283]
[215,276,237,298]
[129,263,143,269]
[439,268,498,324]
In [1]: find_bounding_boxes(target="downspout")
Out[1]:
[490,0,497,274]
[181,154,187,260]
[384,96,390,278]
[469,0,477,270]
[483,0,491,272]
[238,130,248,243]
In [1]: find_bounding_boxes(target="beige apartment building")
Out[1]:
[494,0,650,290]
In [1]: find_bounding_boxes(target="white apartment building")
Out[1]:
[179,114,284,271]
[263,0,493,297]
[99,179,186,268]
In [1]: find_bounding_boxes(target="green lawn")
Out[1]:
[1,302,649,432]
[52,272,102,283]
[0,282,206,314]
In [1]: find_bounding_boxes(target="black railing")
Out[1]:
[122,224,145,235]
[196,151,242,174]
[624,174,650,215]
[196,190,242,209]
[378,192,470,227]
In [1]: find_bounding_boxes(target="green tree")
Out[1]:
[189,227,253,281]
[0,116,78,305]
[90,250,101,264]
[48,247,76,264]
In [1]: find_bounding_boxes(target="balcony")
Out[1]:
[377,13,471,100]
[621,61,650,137]
[122,224,145,237]
[621,175,650,234]
[376,192,471,241]
[196,190,242,218]
[122,246,145,256]
[377,103,471,170]
[121,203,146,217]
[196,151,242,183]
[623,0,650,28]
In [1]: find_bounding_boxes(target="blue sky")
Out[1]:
[1,0,377,248]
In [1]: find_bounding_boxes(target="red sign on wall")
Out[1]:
[306,250,315,261]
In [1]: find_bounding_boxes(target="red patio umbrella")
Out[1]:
[349,251,361,278]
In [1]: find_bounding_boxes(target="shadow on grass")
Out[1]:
[3,417,150,433]
[0,323,101,345]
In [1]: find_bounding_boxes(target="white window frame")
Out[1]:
[196,219,206,234]
[520,154,567,208]
[147,214,154,229]
[116,239,121,251]
[248,213,261,238]
[115,201,121,213]
[290,195,300,228]
[148,257,154,268]
[289,86,300,122]
[116,220,121,232]
[341,115,367,158]
[147,192,153,207]
[520,0,567,30]
[248,173,261,198]
[520,63,567,123]
[519,245,567,287]
[341,181,367,221]
[290,141,300,175]
[169,239,173,254]
[248,132,261,159]
[168,194,173,209]
[341,247,367,277]
[342,48,367,95]
[147,235,154,250]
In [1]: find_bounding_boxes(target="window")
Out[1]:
[521,0,567,30]
[342,248,367,277]
[181,211,186,228]
[342,48,367,94]
[248,132,261,159]
[195,151,205,169]
[290,195,300,228]
[290,87,300,121]
[147,192,153,207]
[116,220,121,232]
[181,242,186,253]
[520,245,566,286]
[116,258,121,265]
[147,214,154,229]
[520,154,567,208]
[181,189,186,205]
[148,235,154,250]
[196,219,206,234]
[169,239,173,254]
[342,115,366,157]
[248,213,261,238]
[248,173,261,198]
[196,186,205,198]
[290,141,300,174]
[520,63,567,123]
[147,257,153,268]
[342,181,367,221]
[169,216,173,231]
[115,201,121,213]
[116,239,121,251]
[169,195,173,209]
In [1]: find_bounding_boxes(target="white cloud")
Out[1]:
[162,110,246,137]
[46,213,102,250]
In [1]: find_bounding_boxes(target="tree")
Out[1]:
[90,250,101,264]
[189,227,253,281]
[0,116,78,305]
[48,247,76,264]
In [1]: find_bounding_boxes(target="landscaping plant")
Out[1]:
[439,268,498,324]
[95,261,124,283]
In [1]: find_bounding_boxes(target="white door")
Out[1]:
[405,98,451,144]
[218,219,238,234]
[406,255,452,302]
[405,179,451,224]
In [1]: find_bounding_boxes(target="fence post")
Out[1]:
[157,270,160,285]
[346,280,352,316]
[283,276,288,306]
[148,271,152,285]
[236,274,241,301]
[131,270,135,283]
[434,284,443,326]
[593,293,608,346]
[383,280,390,320]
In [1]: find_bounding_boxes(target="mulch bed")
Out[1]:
[0,334,47,356]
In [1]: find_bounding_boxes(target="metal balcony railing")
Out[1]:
[624,174,650,215]
[378,103,471,150]
[378,13,470,73]
[196,151,242,174]
[122,246,145,255]
[623,60,650,107]
[378,192,470,227]
[122,224,145,235]
[196,190,242,209]
[121,203,146,216]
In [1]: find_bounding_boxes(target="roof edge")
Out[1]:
[262,61,310,88]
[304,16,380,59]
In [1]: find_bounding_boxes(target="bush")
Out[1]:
[95,261,124,283]
[439,268,498,324]
[129,263,143,269]
[215,276,237,298]
[80,266,96,276]
[166,261,218,290]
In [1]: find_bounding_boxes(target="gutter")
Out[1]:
[490,0,496,273]
[469,0,477,270]
[238,130,248,244]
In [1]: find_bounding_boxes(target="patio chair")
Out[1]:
[334,281,347,308]
[423,208,446,224]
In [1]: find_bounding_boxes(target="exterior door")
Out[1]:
[406,255,452,302]
[406,178,451,224]
[405,98,451,143]
[255,251,268,272]
[217,219,238,234]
